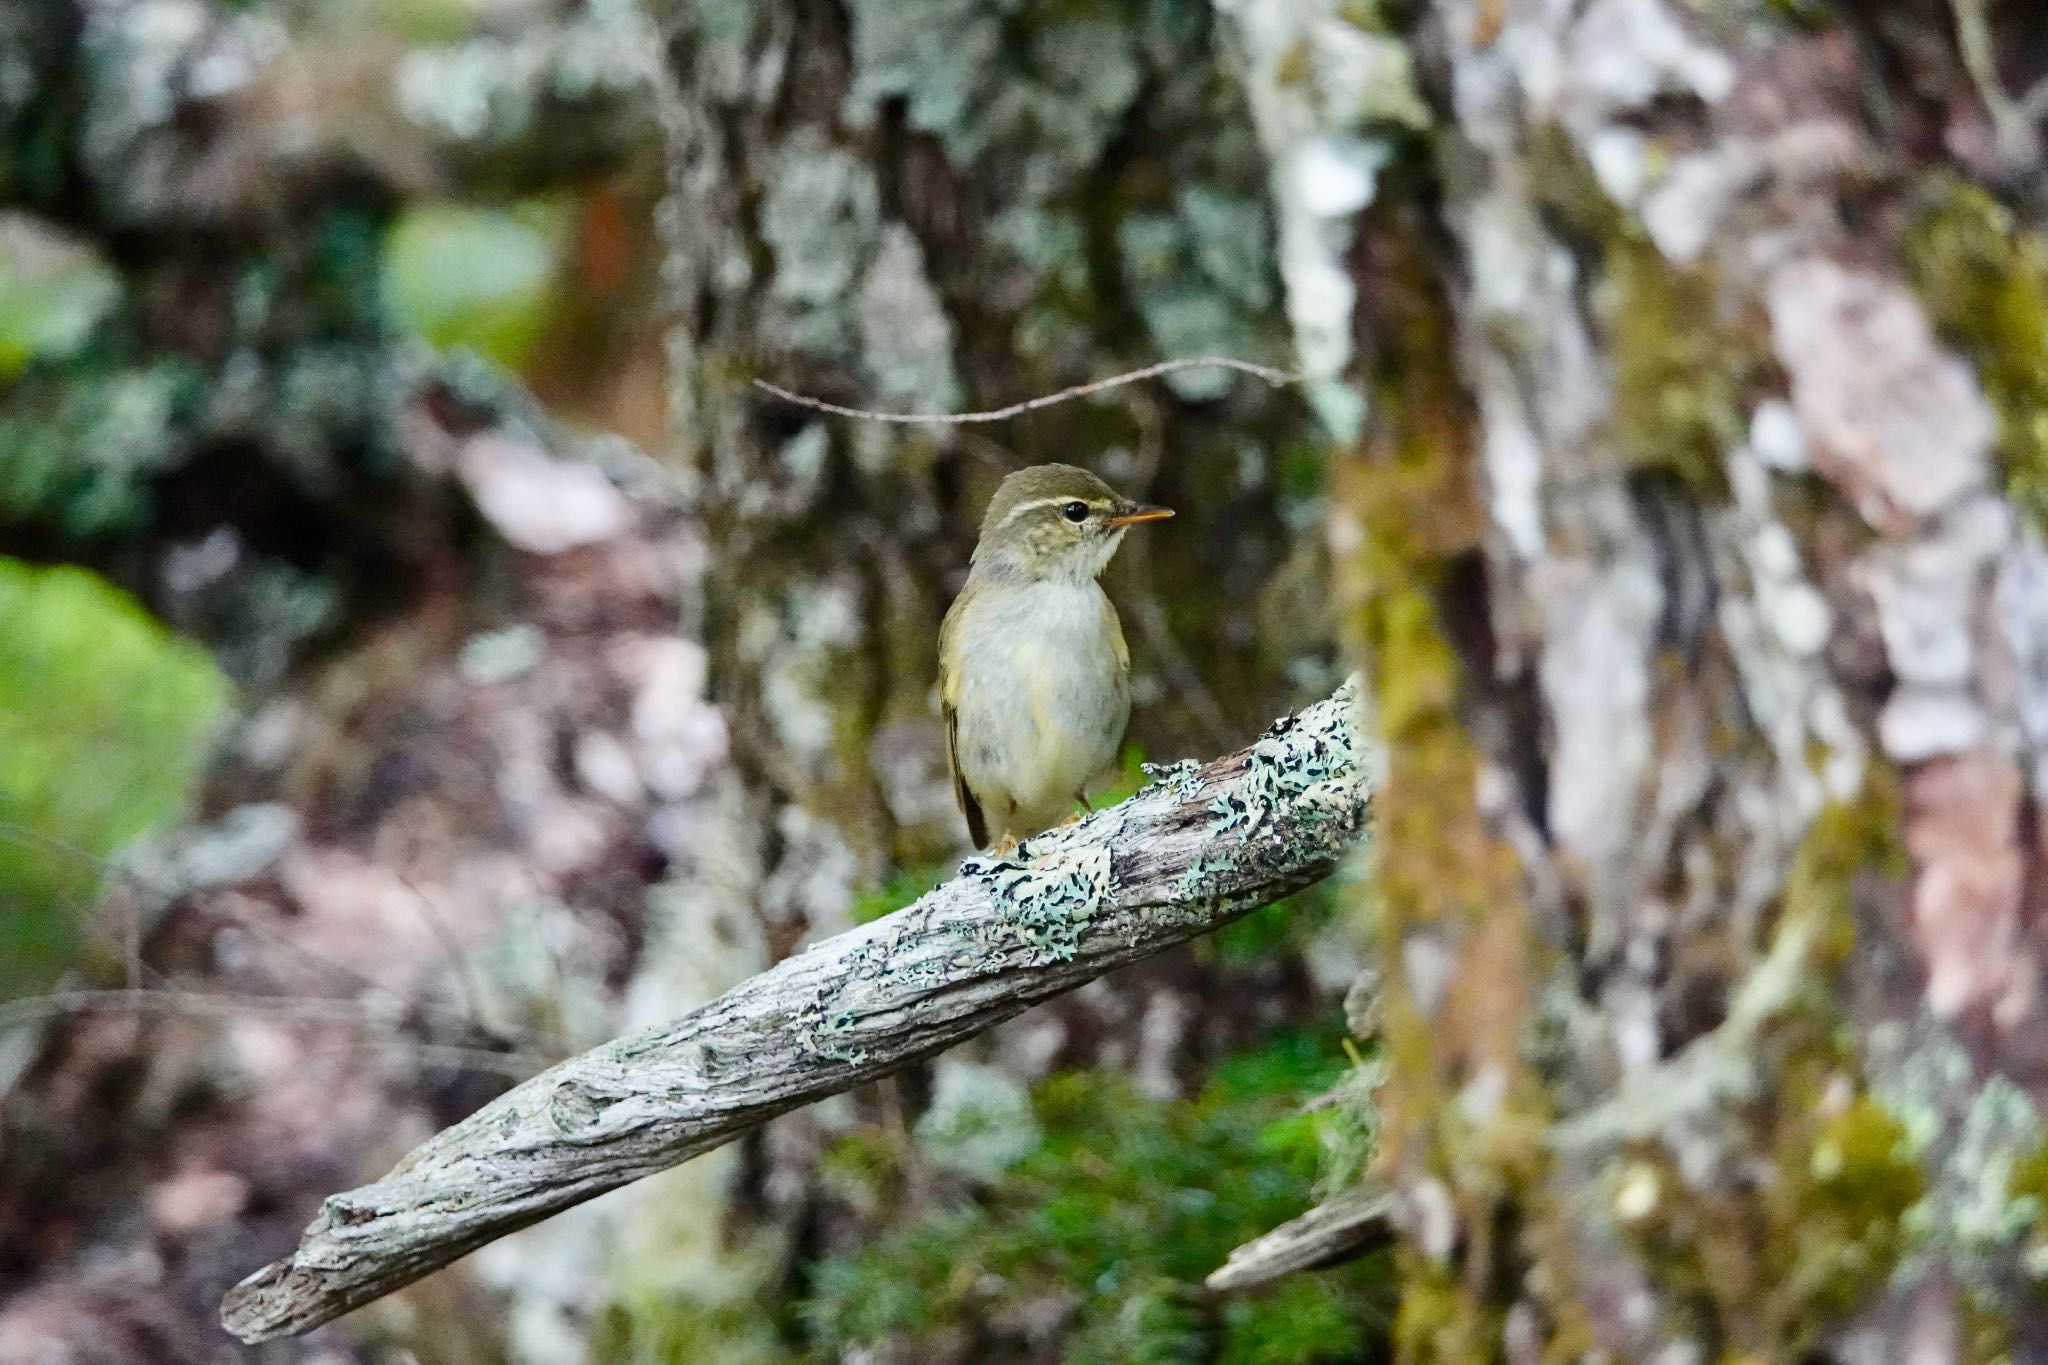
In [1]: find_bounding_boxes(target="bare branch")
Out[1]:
[1205,1184,1394,1293]
[751,356,1300,425]
[219,680,1371,1343]
[1951,0,2048,163]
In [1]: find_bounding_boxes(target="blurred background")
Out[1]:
[0,2,1376,1362]
[14,0,2048,1362]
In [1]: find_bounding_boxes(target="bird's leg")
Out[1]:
[1061,791,1091,827]
[992,832,1019,857]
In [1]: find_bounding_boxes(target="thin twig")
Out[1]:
[394,869,498,1042]
[0,987,550,1077]
[0,822,526,1046]
[752,356,1300,425]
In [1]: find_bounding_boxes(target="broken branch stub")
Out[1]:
[220,679,1372,1343]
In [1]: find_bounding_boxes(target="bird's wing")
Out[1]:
[1105,593,1130,683]
[944,700,987,848]
[939,597,988,848]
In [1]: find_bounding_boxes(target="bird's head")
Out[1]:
[971,463,1173,583]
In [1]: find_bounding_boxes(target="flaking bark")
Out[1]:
[219,679,1371,1344]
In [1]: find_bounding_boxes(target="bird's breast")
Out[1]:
[950,582,1130,811]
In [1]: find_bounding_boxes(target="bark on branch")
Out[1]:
[220,680,1372,1343]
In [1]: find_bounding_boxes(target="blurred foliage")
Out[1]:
[0,559,227,996]
[329,0,481,44]
[591,1030,1383,1364]
[0,217,120,382]
[850,861,950,924]
[800,1029,1387,1364]
[383,198,575,370]
[1212,878,1343,966]
[0,360,200,538]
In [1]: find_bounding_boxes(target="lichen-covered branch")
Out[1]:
[218,680,1371,1343]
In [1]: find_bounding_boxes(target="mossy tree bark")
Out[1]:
[651,0,1330,881]
[1304,1,2048,1358]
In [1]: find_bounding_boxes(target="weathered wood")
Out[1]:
[1205,1184,1393,1293]
[219,680,1371,1343]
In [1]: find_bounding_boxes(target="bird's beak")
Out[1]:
[1104,503,1174,528]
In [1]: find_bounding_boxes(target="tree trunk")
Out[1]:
[652,0,1333,882]
[1317,1,2048,1358]
[643,0,1348,1332]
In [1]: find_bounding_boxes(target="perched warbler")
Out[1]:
[939,464,1173,852]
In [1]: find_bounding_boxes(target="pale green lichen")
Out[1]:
[1868,1020,2048,1297]
[1117,184,1282,399]
[393,0,656,145]
[1944,1078,2042,1254]
[1181,682,1366,899]
[1219,0,1427,417]
[842,0,1141,191]
[856,223,962,417]
[977,844,1113,964]
[459,624,546,684]
[1142,757,1205,801]
[760,132,883,361]
[1213,679,1362,837]
[0,214,121,379]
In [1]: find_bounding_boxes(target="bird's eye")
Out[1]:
[1062,501,1089,523]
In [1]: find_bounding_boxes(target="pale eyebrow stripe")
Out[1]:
[997,495,1108,529]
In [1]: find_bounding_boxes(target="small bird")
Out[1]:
[939,464,1173,852]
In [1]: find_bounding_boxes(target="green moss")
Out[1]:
[1785,767,1906,965]
[0,560,227,994]
[2007,1142,2048,1278]
[1627,1082,1923,1354]
[1216,1274,1373,1365]
[1526,120,1633,252]
[359,0,480,46]
[1213,877,1345,965]
[1905,181,2048,526]
[1787,1096,1925,1316]
[1329,212,1541,1364]
[1607,237,1762,496]
[586,1237,797,1365]
[1526,126,1766,495]
[848,862,948,924]
[801,1030,1389,1362]
[1392,1258,1496,1364]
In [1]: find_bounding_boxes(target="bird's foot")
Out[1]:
[992,834,1020,857]
[1062,791,1091,826]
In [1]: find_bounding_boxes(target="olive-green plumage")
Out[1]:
[938,464,1172,850]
